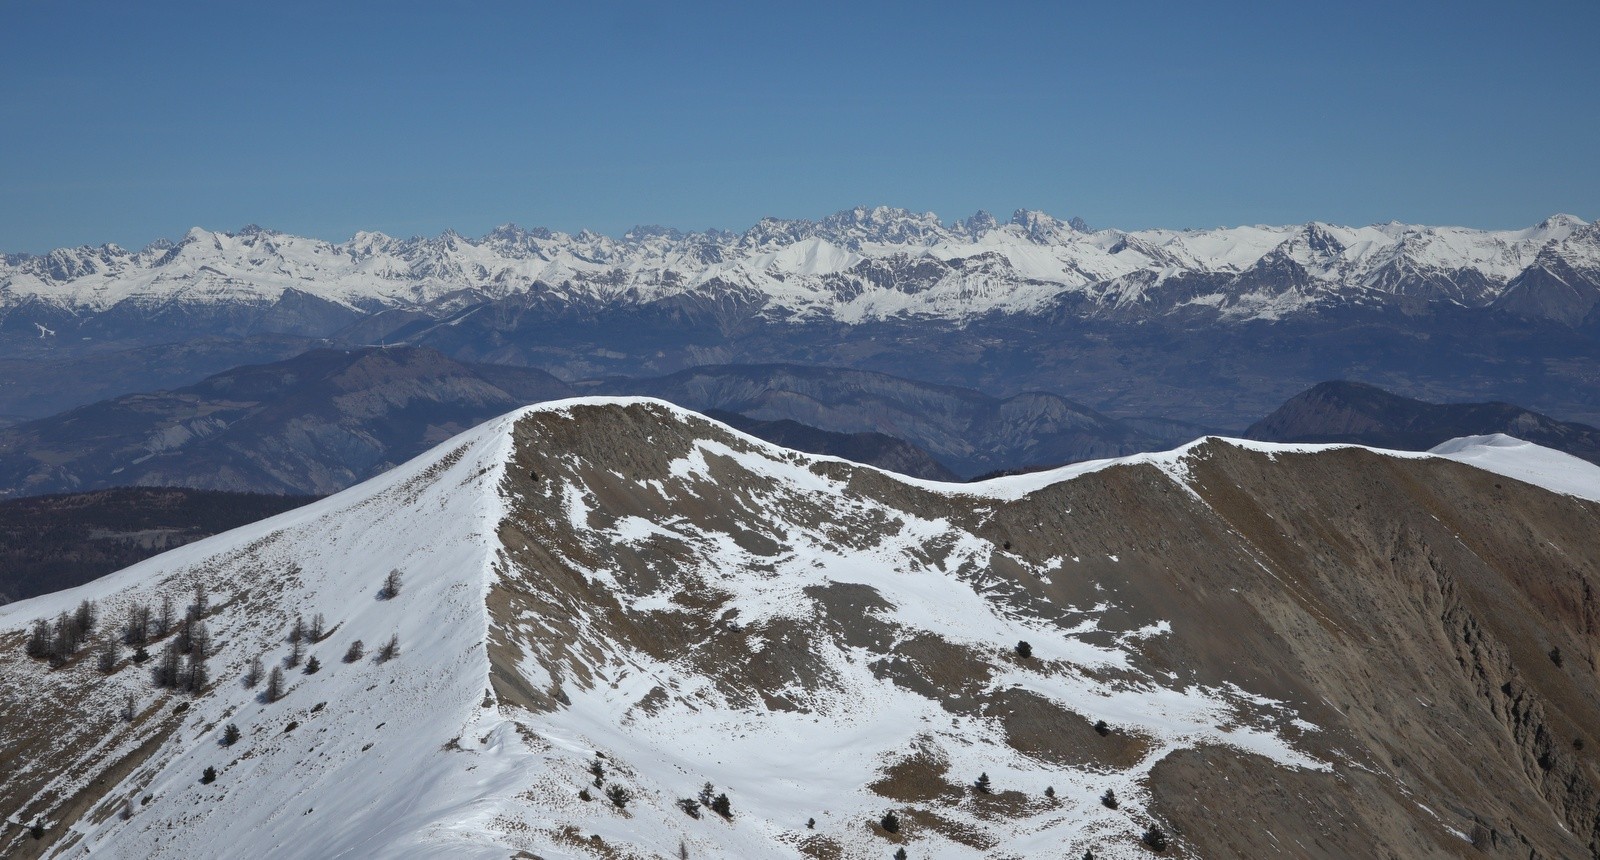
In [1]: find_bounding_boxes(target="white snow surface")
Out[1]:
[3,400,1596,859]
[3,208,1594,323]
[1429,433,1600,503]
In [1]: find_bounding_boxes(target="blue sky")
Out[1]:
[2,0,1596,252]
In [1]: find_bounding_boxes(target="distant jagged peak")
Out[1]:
[957,209,1000,238]
[1537,212,1588,231]
[620,224,685,242]
[1009,208,1074,244]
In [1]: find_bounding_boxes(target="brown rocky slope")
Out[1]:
[0,401,1596,858]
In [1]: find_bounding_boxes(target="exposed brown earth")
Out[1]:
[2,400,1598,858]
[484,403,1600,857]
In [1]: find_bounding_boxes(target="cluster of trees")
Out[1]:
[964,770,1167,854]
[24,599,98,666]
[676,781,732,820]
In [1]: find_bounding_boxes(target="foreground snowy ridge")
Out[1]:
[2,399,1598,859]
[3,207,1595,323]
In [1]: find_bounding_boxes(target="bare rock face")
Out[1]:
[1,401,1598,858]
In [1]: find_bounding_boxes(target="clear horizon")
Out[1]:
[8,206,1597,256]
[3,0,1597,254]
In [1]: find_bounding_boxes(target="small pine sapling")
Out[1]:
[222,723,241,746]
[1550,647,1564,667]
[132,644,150,664]
[606,783,631,810]
[676,798,701,818]
[679,840,690,860]
[806,817,815,829]
[1141,824,1168,852]
[1101,788,1118,809]
[1094,719,1111,736]
[710,792,732,819]
[377,633,400,662]
[590,758,606,788]
[974,772,991,794]
[1044,785,1056,799]
[200,766,217,784]
[578,788,593,801]
[304,655,321,674]
[894,849,908,860]
[698,782,715,806]
[1015,640,1033,659]
[880,810,900,833]
[344,640,365,663]
[382,568,403,599]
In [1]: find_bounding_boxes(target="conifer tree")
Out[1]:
[378,633,400,662]
[1101,789,1118,810]
[244,655,263,687]
[185,651,208,692]
[25,619,50,658]
[383,568,403,599]
[286,637,303,669]
[710,792,732,819]
[222,723,241,746]
[121,692,138,722]
[344,640,365,663]
[264,665,285,702]
[309,613,325,641]
[75,599,97,634]
[894,849,907,860]
[1141,825,1168,852]
[1015,640,1032,659]
[125,603,151,645]
[606,783,631,809]
[97,639,120,674]
[974,772,991,794]
[158,596,174,636]
[192,583,209,618]
[200,765,216,785]
[304,655,321,674]
[880,810,900,833]
[189,620,209,659]
[156,642,183,688]
[289,615,305,645]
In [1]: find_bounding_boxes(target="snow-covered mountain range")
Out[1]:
[4,400,1600,858]
[5,207,1597,324]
